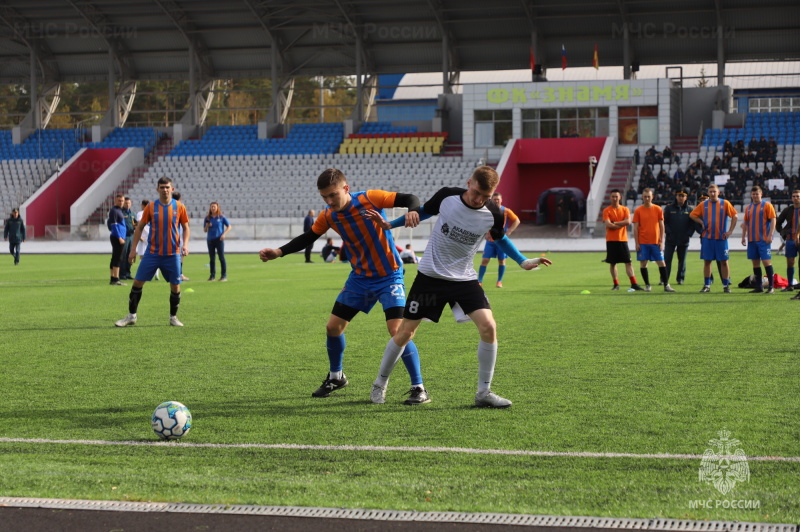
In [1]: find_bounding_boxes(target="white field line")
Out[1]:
[0,437,798,462]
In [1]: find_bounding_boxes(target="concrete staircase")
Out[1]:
[671,136,699,154]
[596,158,634,221]
[86,136,175,225]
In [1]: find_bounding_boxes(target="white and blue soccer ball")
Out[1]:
[151,401,192,440]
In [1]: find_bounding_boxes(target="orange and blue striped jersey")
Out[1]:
[311,190,401,277]
[690,199,737,240]
[139,199,189,256]
[486,206,519,242]
[790,208,800,240]
[744,200,776,242]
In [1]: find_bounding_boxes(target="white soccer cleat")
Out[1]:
[169,315,184,327]
[370,383,387,404]
[475,390,512,408]
[520,258,540,271]
[115,313,137,327]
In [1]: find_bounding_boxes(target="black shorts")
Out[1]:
[404,272,490,323]
[605,241,631,264]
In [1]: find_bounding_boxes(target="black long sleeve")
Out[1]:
[279,230,323,256]
[394,193,420,212]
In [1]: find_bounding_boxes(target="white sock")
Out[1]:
[329,370,343,381]
[374,338,404,387]
[477,340,497,394]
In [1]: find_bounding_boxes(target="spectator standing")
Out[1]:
[119,197,136,280]
[4,208,26,265]
[603,189,643,291]
[107,194,127,286]
[303,210,315,263]
[204,202,231,281]
[776,190,800,294]
[663,189,697,285]
[740,186,777,294]
[690,184,738,293]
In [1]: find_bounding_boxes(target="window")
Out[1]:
[522,107,608,139]
[474,110,512,147]
[747,97,800,113]
[618,106,658,145]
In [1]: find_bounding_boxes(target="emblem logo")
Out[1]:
[441,223,450,235]
[699,429,750,495]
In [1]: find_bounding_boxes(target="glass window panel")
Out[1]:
[578,119,595,137]
[639,118,659,145]
[639,106,658,117]
[618,107,638,118]
[541,109,558,120]
[618,118,638,144]
[560,108,577,119]
[578,108,594,119]
[596,118,610,137]
[597,107,609,118]
[474,110,493,121]
[540,121,559,139]
[475,123,494,147]
[522,122,539,139]
[521,109,539,120]
[494,122,513,146]
[495,110,512,120]
[560,119,579,137]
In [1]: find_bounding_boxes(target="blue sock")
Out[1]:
[326,334,345,373]
[400,340,423,386]
[788,267,795,284]
[497,265,506,283]
[765,265,774,287]
[477,265,487,283]
[723,278,730,287]
[704,277,712,286]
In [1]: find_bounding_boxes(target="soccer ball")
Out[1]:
[151,401,192,440]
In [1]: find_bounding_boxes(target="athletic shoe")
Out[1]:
[219,277,227,282]
[496,281,503,288]
[723,286,731,293]
[110,280,126,286]
[311,374,348,397]
[664,284,675,292]
[657,281,664,286]
[474,390,512,408]
[169,315,184,327]
[644,285,652,292]
[154,273,159,280]
[677,280,684,285]
[403,386,430,405]
[115,313,137,327]
[765,287,774,294]
[181,275,190,281]
[700,286,711,293]
[781,286,794,292]
[370,383,387,404]
[630,284,645,291]
[207,276,215,281]
[791,293,800,300]
[611,285,620,291]
[749,287,764,293]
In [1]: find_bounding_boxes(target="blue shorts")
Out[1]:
[482,241,507,261]
[335,268,406,314]
[747,241,772,261]
[700,238,729,262]
[636,244,664,262]
[786,239,798,259]
[135,254,182,284]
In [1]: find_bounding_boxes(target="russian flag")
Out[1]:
[561,45,567,70]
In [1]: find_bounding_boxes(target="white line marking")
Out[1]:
[0,437,798,462]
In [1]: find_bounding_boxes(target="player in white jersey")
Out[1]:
[366,166,552,407]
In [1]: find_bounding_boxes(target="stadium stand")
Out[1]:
[0,158,60,216]
[0,129,81,161]
[130,152,478,219]
[86,127,165,158]
[169,123,344,157]
[358,121,417,135]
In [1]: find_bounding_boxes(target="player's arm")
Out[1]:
[726,205,738,238]
[658,219,665,250]
[260,229,323,262]
[603,218,618,229]
[632,221,640,250]
[181,221,190,256]
[506,210,521,236]
[128,224,145,263]
[766,213,777,243]
[221,219,232,240]
[392,193,421,228]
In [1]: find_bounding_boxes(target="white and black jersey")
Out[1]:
[419,187,505,281]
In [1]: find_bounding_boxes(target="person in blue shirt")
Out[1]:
[107,194,127,286]
[204,202,231,281]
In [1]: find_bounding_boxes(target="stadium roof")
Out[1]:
[0,0,798,84]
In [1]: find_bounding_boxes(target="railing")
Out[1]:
[697,120,704,148]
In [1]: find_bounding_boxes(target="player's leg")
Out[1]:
[496,257,507,288]
[386,312,423,388]
[207,239,216,280]
[638,258,650,289]
[469,308,510,408]
[311,309,354,397]
[761,242,774,292]
[785,243,797,292]
[477,255,491,284]
[609,263,619,289]
[663,242,675,283]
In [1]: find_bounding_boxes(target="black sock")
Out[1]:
[659,266,668,285]
[753,267,762,287]
[640,268,650,286]
[765,265,774,287]
[129,286,143,314]
[170,291,181,316]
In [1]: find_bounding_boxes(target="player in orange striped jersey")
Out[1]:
[259,169,427,403]
[740,186,776,293]
[690,183,738,293]
[115,177,190,327]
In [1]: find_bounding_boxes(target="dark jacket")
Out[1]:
[123,208,136,237]
[4,216,26,243]
[663,201,697,245]
[776,205,799,239]
[107,206,126,240]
